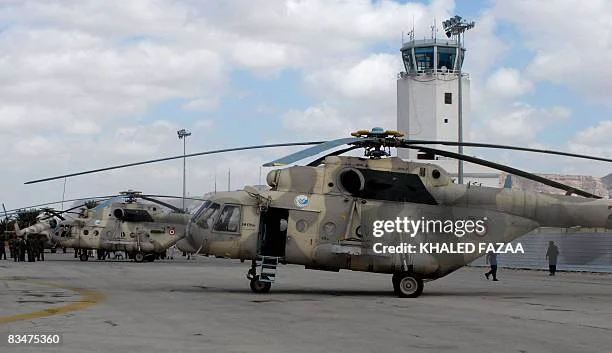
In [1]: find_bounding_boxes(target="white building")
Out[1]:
[396,37,499,187]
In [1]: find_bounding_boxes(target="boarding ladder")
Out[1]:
[257,256,281,283]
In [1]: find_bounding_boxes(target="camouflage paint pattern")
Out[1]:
[185,156,612,281]
[56,200,190,254]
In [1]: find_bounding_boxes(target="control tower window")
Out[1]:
[445,92,452,104]
[438,47,457,71]
[402,50,414,73]
[414,47,434,72]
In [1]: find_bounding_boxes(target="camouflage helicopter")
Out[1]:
[1,204,86,253]
[25,128,612,297]
[52,190,206,262]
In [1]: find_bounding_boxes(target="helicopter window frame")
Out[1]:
[191,200,212,220]
[195,202,221,230]
[212,204,242,234]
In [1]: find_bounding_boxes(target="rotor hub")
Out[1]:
[120,190,142,203]
[350,127,405,159]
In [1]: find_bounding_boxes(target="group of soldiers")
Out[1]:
[0,232,46,262]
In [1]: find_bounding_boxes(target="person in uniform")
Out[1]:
[37,236,45,261]
[26,236,35,262]
[10,235,18,261]
[484,251,499,281]
[19,236,27,262]
[8,235,15,261]
[0,233,6,260]
[545,241,559,276]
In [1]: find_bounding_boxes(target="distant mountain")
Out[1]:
[601,173,612,197]
[498,172,609,198]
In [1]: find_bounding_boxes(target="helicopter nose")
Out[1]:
[186,222,211,253]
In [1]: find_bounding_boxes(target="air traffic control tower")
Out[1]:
[396,34,499,186]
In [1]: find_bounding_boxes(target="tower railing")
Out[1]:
[397,71,470,79]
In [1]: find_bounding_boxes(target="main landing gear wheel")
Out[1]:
[134,252,145,263]
[79,252,88,262]
[392,273,424,298]
[249,276,272,294]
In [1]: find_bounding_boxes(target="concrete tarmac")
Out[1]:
[1,253,611,353]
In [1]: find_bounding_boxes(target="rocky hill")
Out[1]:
[498,172,609,198]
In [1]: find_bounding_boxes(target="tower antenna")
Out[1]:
[431,18,438,39]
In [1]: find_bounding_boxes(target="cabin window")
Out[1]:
[213,205,241,233]
[196,203,220,229]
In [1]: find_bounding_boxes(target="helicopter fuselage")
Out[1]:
[55,201,189,259]
[184,156,612,284]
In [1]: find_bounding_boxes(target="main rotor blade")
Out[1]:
[406,145,601,199]
[263,138,364,167]
[25,142,324,184]
[307,146,362,167]
[139,196,185,213]
[141,194,210,202]
[2,195,116,214]
[401,140,612,163]
[40,202,100,221]
[40,208,66,221]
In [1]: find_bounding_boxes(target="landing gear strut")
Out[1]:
[392,272,424,298]
[247,260,271,293]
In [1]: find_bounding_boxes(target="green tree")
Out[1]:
[16,208,41,229]
[84,200,100,209]
[0,217,9,233]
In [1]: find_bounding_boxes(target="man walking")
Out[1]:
[485,251,499,281]
[545,241,559,276]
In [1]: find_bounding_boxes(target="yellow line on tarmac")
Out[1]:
[0,278,105,324]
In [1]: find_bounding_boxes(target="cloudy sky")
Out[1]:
[2,0,612,210]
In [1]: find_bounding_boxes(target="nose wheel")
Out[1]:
[247,258,278,293]
[249,276,272,293]
[392,273,424,298]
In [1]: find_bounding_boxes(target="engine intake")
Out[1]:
[339,168,365,194]
[113,208,155,222]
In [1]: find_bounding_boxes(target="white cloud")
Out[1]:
[306,54,402,101]
[182,98,219,112]
[568,120,612,157]
[65,120,101,135]
[282,104,349,138]
[462,10,509,75]
[485,68,534,98]
[491,0,612,104]
[477,103,571,143]
[230,40,291,70]
[194,120,215,130]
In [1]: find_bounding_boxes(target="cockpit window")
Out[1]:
[213,205,241,233]
[191,200,211,219]
[195,202,220,229]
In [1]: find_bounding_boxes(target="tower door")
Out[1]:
[258,208,289,257]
